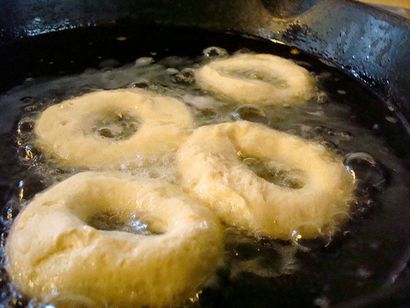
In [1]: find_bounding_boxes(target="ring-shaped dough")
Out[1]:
[195,53,315,105]
[177,121,354,239]
[35,89,194,169]
[6,172,223,307]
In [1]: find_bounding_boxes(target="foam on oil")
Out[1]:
[0,44,408,307]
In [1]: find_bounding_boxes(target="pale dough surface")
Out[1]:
[6,172,223,307]
[177,121,354,239]
[35,89,194,170]
[195,54,315,105]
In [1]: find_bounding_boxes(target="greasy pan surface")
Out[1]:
[0,0,409,307]
[1,0,410,133]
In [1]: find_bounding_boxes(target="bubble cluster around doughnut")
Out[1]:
[177,121,354,239]
[35,89,194,170]
[195,54,315,105]
[6,172,223,307]
[7,52,356,306]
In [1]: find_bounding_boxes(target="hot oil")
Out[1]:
[0,28,409,307]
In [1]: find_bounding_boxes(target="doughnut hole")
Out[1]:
[221,68,288,87]
[239,154,305,189]
[66,180,168,235]
[91,112,139,141]
[87,212,161,235]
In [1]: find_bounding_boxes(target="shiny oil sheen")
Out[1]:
[0,27,409,307]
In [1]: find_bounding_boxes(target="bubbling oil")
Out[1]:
[87,212,156,235]
[0,41,408,308]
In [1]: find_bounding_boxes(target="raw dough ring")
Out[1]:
[35,89,194,170]
[177,121,354,239]
[6,172,223,307]
[195,53,315,105]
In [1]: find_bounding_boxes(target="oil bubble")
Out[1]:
[316,92,328,104]
[19,145,37,162]
[314,296,330,308]
[135,57,154,66]
[356,267,372,279]
[385,116,398,124]
[17,118,34,134]
[202,46,228,58]
[226,231,299,279]
[318,140,342,155]
[344,152,387,191]
[127,81,149,89]
[19,97,35,105]
[231,105,268,124]
[182,94,216,110]
[313,125,334,136]
[78,83,99,94]
[337,131,352,140]
[172,68,195,85]
[165,68,179,75]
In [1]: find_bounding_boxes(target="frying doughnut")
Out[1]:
[6,172,223,307]
[195,53,315,105]
[177,121,354,239]
[35,89,194,170]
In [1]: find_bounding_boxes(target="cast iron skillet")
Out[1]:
[0,0,409,307]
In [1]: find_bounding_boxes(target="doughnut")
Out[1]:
[34,89,194,170]
[176,121,354,240]
[6,172,223,307]
[195,53,315,105]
